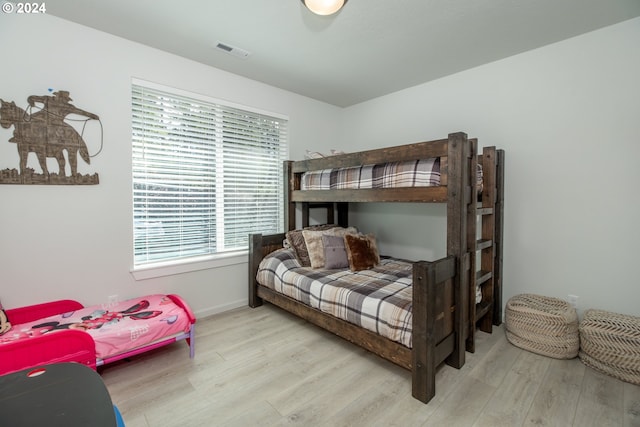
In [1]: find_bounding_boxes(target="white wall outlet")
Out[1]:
[108,294,119,305]
[567,294,579,309]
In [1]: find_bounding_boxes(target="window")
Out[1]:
[132,81,287,267]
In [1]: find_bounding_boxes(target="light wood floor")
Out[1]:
[101,304,640,427]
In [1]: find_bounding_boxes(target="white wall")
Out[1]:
[0,14,342,316]
[2,13,638,320]
[342,18,640,317]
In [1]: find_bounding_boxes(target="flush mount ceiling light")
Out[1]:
[301,0,348,16]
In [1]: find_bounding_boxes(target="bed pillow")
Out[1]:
[322,234,349,269]
[0,300,11,336]
[286,224,335,267]
[302,229,326,268]
[285,230,309,265]
[345,233,380,271]
[302,226,358,269]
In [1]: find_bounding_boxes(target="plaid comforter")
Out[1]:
[301,158,440,190]
[256,248,414,348]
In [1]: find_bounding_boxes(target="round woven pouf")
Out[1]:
[505,293,579,359]
[579,309,640,385]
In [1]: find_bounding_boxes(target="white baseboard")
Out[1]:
[194,298,247,319]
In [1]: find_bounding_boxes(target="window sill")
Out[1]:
[130,251,248,281]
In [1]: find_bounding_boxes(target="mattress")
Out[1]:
[257,248,414,348]
[300,158,441,190]
[0,294,192,360]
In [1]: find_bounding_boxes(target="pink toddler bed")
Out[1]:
[0,294,196,375]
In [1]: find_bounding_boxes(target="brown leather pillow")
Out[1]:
[344,234,380,271]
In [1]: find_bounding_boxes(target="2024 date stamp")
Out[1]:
[2,2,47,14]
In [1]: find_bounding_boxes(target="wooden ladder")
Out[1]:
[467,146,505,353]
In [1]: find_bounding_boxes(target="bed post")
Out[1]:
[466,138,479,352]
[446,132,470,368]
[411,260,437,403]
[477,146,496,334]
[284,160,296,231]
[493,149,505,325]
[248,233,264,308]
[412,256,456,403]
[248,232,287,309]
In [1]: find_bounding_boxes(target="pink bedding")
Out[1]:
[0,294,191,360]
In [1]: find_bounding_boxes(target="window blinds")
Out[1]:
[132,83,287,266]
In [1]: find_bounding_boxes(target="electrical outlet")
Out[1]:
[567,294,578,309]
[108,294,119,305]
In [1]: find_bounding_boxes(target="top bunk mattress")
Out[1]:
[300,158,441,190]
[0,294,192,360]
[300,158,484,194]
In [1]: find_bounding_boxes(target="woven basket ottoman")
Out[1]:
[579,309,640,385]
[505,294,579,359]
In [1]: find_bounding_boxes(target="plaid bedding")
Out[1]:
[301,158,441,190]
[256,248,414,348]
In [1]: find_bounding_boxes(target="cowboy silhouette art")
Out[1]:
[0,90,100,184]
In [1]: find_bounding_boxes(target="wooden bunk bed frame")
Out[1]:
[248,132,504,403]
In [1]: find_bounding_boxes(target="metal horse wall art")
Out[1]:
[0,91,101,184]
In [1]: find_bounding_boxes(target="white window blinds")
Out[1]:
[132,83,287,266]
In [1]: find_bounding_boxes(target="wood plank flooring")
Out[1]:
[100,304,640,427]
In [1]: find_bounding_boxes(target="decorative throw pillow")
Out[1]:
[0,300,11,336]
[345,233,380,271]
[332,226,358,238]
[285,229,309,266]
[322,234,349,269]
[302,229,328,269]
[303,226,358,269]
[286,224,335,267]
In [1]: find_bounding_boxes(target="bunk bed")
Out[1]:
[248,132,504,403]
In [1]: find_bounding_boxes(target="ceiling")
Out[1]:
[47,0,640,107]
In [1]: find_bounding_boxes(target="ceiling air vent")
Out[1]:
[215,41,251,59]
